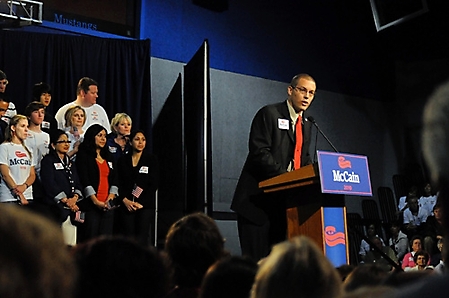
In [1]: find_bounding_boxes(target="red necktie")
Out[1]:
[294,115,302,170]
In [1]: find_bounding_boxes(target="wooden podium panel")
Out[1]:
[259,164,348,265]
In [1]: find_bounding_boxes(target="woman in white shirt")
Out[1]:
[0,114,36,205]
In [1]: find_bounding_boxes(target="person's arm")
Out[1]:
[0,164,18,191]
[106,160,119,200]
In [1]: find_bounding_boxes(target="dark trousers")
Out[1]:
[117,207,154,247]
[237,205,287,261]
[77,207,114,244]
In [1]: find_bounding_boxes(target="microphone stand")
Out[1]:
[308,117,339,153]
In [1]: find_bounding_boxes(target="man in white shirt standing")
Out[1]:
[55,77,111,133]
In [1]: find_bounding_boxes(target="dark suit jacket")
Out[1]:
[41,152,83,222]
[117,152,159,209]
[75,150,119,211]
[231,100,312,225]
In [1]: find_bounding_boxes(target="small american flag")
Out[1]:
[132,185,143,198]
[74,211,85,223]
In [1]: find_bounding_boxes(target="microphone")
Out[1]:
[307,116,339,153]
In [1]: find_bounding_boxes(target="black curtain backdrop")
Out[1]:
[0,30,151,135]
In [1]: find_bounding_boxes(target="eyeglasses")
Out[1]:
[55,140,71,144]
[291,86,315,97]
[0,80,8,86]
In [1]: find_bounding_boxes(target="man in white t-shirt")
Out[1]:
[55,77,111,133]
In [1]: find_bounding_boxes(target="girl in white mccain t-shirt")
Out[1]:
[0,115,36,204]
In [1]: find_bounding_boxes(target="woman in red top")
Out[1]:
[76,124,118,243]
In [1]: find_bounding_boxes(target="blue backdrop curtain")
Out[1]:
[0,30,151,135]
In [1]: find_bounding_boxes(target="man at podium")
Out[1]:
[231,73,316,261]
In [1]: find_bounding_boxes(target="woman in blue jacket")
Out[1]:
[41,129,83,245]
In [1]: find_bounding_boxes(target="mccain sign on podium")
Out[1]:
[317,151,372,196]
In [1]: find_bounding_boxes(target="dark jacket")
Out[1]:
[231,101,312,225]
[40,152,83,222]
[75,149,118,211]
[117,151,159,209]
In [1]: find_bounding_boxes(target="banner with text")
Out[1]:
[317,151,372,196]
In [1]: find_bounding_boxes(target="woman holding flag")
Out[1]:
[117,129,159,246]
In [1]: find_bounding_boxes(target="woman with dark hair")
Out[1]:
[75,124,118,243]
[41,129,83,245]
[116,129,159,246]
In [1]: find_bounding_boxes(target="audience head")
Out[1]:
[370,236,383,251]
[433,201,442,220]
[336,264,355,282]
[251,236,342,298]
[389,221,402,237]
[410,235,423,252]
[423,78,449,263]
[413,250,430,267]
[72,236,169,298]
[343,263,388,293]
[110,112,132,136]
[0,70,8,93]
[165,212,227,288]
[76,77,98,107]
[366,223,377,238]
[423,80,449,186]
[407,195,419,213]
[64,105,86,128]
[200,256,258,298]
[0,205,76,298]
[32,82,52,107]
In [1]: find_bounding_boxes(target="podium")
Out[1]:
[258,151,372,266]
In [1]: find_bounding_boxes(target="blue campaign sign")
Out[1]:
[317,151,372,196]
[323,207,348,267]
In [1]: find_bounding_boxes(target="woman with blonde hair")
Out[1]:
[0,115,35,205]
[107,112,132,163]
[64,105,86,159]
[251,236,342,298]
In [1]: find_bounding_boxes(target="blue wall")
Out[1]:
[140,0,390,100]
